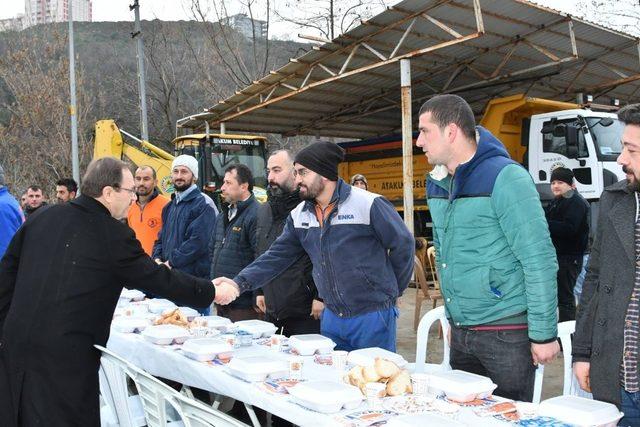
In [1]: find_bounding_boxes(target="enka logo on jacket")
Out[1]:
[334,212,364,225]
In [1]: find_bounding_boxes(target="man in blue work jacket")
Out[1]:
[213,141,414,351]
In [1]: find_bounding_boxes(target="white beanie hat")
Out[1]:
[171,155,199,180]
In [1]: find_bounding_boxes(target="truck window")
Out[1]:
[542,119,588,158]
[210,144,267,189]
[585,117,623,161]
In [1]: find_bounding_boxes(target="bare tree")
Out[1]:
[187,0,273,89]
[0,27,94,195]
[276,0,388,40]
[576,0,640,36]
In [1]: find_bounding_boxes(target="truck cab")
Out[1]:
[172,133,268,204]
[526,110,624,203]
[93,120,268,207]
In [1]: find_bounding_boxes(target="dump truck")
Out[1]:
[339,94,626,236]
[94,119,268,205]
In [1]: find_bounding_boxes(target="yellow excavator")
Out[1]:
[93,119,268,205]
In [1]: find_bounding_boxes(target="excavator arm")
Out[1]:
[94,119,174,195]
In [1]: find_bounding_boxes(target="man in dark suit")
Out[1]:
[0,157,237,427]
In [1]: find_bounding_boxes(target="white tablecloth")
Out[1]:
[106,330,530,426]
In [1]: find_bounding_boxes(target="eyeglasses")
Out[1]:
[293,168,310,178]
[115,186,137,195]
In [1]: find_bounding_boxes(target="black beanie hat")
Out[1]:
[294,141,345,181]
[550,167,573,186]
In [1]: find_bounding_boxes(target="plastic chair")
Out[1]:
[533,364,545,404]
[174,392,251,427]
[413,253,443,331]
[557,320,591,398]
[531,320,588,403]
[415,237,428,271]
[413,305,451,374]
[125,363,188,427]
[96,345,147,427]
[99,365,121,427]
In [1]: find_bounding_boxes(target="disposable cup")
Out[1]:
[331,350,348,371]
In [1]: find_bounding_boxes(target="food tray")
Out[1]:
[227,355,288,382]
[347,347,407,367]
[120,288,146,301]
[386,413,465,427]
[234,319,278,338]
[148,299,177,314]
[538,396,623,427]
[428,370,497,403]
[111,316,150,333]
[288,334,336,356]
[287,380,362,413]
[181,338,233,362]
[191,315,232,330]
[142,324,190,345]
[174,307,200,321]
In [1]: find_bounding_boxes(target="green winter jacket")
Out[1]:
[426,127,558,343]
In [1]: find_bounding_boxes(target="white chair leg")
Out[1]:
[533,364,544,404]
[244,403,261,427]
[180,385,194,399]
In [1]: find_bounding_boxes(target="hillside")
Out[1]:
[0,20,310,192]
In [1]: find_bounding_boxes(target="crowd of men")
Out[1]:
[1,93,640,425]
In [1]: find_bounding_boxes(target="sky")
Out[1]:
[1,0,586,39]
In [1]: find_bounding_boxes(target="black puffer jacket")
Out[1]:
[209,195,258,309]
[255,189,317,320]
[544,190,589,256]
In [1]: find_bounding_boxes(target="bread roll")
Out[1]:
[386,370,412,396]
[362,365,382,382]
[347,366,366,388]
[375,357,400,378]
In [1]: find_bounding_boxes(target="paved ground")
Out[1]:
[395,287,565,400]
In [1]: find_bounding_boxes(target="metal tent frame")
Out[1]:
[178,0,640,232]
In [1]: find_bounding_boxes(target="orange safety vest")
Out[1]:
[127,193,169,256]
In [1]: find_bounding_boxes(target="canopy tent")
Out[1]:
[177,0,639,139]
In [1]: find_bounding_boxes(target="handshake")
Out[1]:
[211,277,241,305]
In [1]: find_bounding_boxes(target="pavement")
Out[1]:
[395,287,565,400]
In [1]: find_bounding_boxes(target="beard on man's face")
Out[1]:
[268,180,295,197]
[173,179,193,192]
[136,185,153,197]
[298,178,323,201]
[623,165,640,192]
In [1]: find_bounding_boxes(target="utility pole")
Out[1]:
[68,0,80,185]
[130,0,149,142]
[400,59,414,235]
[329,0,334,39]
